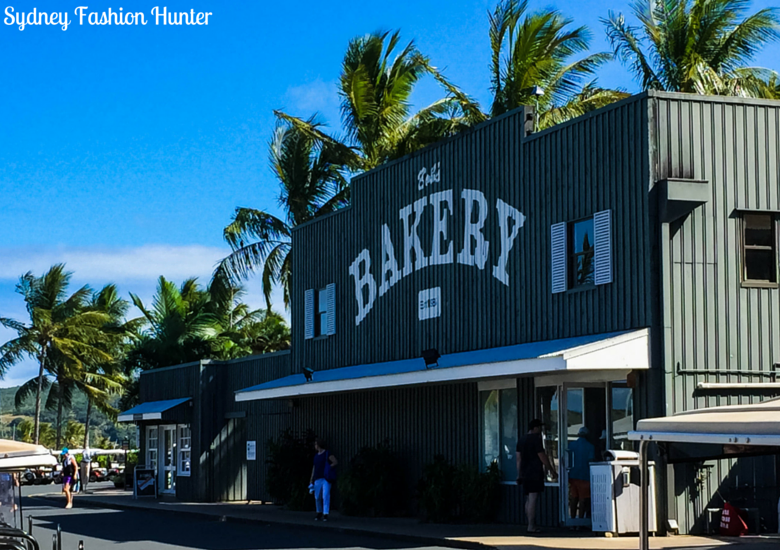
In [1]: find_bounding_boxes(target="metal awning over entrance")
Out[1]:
[629,397,780,550]
[118,398,191,422]
[235,329,649,402]
[631,397,780,447]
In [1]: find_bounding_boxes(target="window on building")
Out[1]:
[305,284,335,339]
[536,386,559,484]
[480,385,518,482]
[178,425,191,476]
[610,385,634,452]
[568,218,595,288]
[146,426,158,470]
[315,288,328,337]
[742,213,778,285]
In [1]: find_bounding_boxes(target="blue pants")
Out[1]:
[314,478,331,515]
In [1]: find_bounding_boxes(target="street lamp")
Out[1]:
[532,86,544,132]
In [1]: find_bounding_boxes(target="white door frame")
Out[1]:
[160,424,177,495]
[559,382,608,527]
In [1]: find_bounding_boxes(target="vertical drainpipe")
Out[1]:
[660,218,676,531]
[198,359,208,502]
[650,93,674,535]
[640,438,650,550]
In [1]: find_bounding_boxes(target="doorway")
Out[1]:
[536,380,636,526]
[560,385,607,528]
[160,425,177,495]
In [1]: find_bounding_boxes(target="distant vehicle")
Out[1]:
[89,468,109,482]
[22,468,54,485]
[107,466,124,479]
[21,469,36,486]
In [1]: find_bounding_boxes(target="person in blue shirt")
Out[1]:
[568,427,595,519]
[309,438,338,522]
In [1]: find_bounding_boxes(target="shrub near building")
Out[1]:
[418,456,501,523]
[265,429,316,511]
[338,440,406,517]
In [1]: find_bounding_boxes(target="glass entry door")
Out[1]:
[559,384,607,528]
[160,425,177,494]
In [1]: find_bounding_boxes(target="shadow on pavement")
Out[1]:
[24,502,444,550]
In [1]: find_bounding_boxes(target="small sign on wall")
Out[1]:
[418,287,441,320]
[246,441,256,461]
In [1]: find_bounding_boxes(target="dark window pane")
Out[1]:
[745,249,777,282]
[745,215,774,247]
[318,289,328,313]
[572,219,594,254]
[576,252,594,285]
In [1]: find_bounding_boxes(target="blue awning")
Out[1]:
[235,329,649,402]
[118,398,191,422]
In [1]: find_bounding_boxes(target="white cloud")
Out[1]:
[0,244,227,283]
[0,245,289,388]
[284,79,342,129]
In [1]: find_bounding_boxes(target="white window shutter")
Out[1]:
[594,209,613,285]
[551,222,567,294]
[326,283,336,336]
[304,289,314,339]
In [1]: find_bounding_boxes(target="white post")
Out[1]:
[639,439,650,550]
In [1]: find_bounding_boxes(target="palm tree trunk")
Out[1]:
[83,398,92,449]
[33,349,47,445]
[56,374,64,450]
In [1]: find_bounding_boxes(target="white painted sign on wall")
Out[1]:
[418,287,441,320]
[246,441,256,461]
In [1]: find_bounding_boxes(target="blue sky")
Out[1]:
[1,0,778,387]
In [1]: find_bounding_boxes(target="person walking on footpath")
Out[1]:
[516,419,557,533]
[60,448,79,509]
[80,447,92,493]
[310,438,338,522]
[568,426,595,522]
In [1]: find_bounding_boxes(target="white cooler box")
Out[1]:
[590,450,657,535]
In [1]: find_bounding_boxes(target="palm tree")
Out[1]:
[81,284,134,449]
[215,122,350,307]
[0,265,111,444]
[278,30,485,172]
[489,0,627,127]
[207,276,291,359]
[603,0,779,97]
[225,31,483,302]
[127,277,218,371]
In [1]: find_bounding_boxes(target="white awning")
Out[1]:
[629,397,780,446]
[236,329,649,402]
[0,439,58,471]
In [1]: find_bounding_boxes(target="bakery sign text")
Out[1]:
[348,161,526,326]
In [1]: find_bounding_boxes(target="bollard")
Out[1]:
[57,524,62,550]
[51,533,56,550]
[27,515,33,535]
[78,541,84,550]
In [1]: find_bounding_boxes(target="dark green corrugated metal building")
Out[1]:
[122,91,780,533]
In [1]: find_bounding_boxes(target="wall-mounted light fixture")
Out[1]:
[421,349,441,369]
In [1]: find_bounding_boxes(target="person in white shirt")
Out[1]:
[80,448,92,492]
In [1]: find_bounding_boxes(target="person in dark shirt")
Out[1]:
[516,419,557,533]
[309,438,338,522]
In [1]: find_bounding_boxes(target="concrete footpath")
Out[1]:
[31,488,780,550]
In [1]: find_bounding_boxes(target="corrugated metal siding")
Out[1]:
[243,382,478,511]
[201,352,292,501]
[650,93,780,533]
[140,363,199,402]
[291,98,655,376]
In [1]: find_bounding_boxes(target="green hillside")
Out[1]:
[0,385,135,445]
